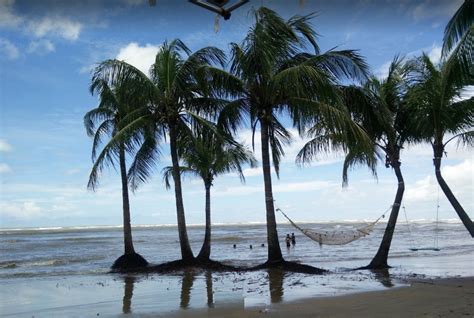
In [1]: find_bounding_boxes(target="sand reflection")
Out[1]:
[371,268,394,288]
[205,271,214,308]
[180,271,196,309]
[122,275,136,314]
[268,269,285,303]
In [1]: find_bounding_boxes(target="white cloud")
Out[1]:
[116,42,161,76]
[28,17,82,41]
[0,201,42,219]
[242,167,262,177]
[0,163,12,174]
[0,139,12,152]
[375,60,392,79]
[427,45,441,64]
[28,39,55,54]
[405,175,437,202]
[457,86,474,102]
[443,159,474,186]
[0,1,82,41]
[406,159,474,204]
[0,38,19,60]
[213,180,335,197]
[274,180,334,193]
[0,0,23,28]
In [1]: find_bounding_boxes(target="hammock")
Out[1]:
[277,207,390,246]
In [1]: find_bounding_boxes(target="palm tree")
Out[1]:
[442,0,473,61]
[407,53,474,237]
[91,39,232,262]
[163,129,256,261]
[84,79,149,269]
[222,7,369,265]
[332,56,415,269]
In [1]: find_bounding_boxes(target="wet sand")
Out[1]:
[1,273,473,317]
[169,276,474,318]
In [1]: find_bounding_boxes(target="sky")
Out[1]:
[0,0,472,228]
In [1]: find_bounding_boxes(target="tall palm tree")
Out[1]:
[163,129,256,261]
[407,53,474,237]
[330,56,415,269]
[84,79,149,269]
[91,40,232,262]
[222,7,369,265]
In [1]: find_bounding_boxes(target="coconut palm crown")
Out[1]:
[407,53,474,237]
[219,7,370,264]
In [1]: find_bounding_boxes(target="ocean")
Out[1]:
[1,221,473,316]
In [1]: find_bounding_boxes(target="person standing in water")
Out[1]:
[291,233,296,246]
[285,234,291,248]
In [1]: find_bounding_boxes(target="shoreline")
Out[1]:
[167,276,474,318]
[2,272,473,317]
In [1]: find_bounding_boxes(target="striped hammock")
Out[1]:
[277,207,388,246]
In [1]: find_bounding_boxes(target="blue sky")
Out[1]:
[0,0,472,228]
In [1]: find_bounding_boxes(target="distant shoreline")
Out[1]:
[0,219,463,232]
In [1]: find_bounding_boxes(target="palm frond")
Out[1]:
[342,148,378,187]
[304,49,369,83]
[287,12,320,53]
[128,130,161,191]
[87,137,121,190]
[162,165,199,189]
[90,119,115,161]
[454,130,474,148]
[83,108,115,138]
[268,116,292,177]
[442,0,474,57]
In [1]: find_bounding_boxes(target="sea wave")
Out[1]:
[0,256,106,269]
[213,236,244,242]
[1,219,462,235]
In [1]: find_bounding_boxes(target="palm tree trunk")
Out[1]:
[119,143,135,255]
[433,146,474,237]
[197,182,212,260]
[169,125,195,261]
[365,161,404,269]
[260,121,284,263]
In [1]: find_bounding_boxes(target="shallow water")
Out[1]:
[0,222,473,316]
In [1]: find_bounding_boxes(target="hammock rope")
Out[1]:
[277,206,391,246]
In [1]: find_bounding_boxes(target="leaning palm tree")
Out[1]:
[222,7,369,266]
[84,79,149,269]
[335,56,415,269]
[91,39,231,262]
[407,53,474,237]
[164,129,256,261]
